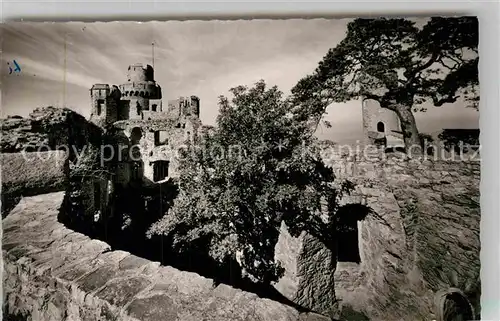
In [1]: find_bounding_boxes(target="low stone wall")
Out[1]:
[2,192,328,321]
[1,151,67,216]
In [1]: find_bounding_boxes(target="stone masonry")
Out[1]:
[71,64,203,226]
[361,97,404,148]
[2,192,329,321]
[274,149,480,321]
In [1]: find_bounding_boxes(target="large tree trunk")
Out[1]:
[393,104,422,155]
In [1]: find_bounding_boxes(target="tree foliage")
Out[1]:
[292,17,479,150]
[438,129,480,153]
[148,80,351,284]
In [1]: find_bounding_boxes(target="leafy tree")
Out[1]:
[292,17,479,152]
[148,80,350,284]
[418,132,434,155]
[438,129,480,153]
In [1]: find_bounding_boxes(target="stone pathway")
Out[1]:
[2,192,328,321]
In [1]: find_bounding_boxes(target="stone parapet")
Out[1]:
[2,192,328,321]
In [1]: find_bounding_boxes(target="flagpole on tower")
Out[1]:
[63,33,67,107]
[152,41,155,69]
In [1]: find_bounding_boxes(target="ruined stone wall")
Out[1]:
[345,156,479,321]
[142,110,170,120]
[106,96,120,124]
[128,97,149,119]
[362,98,401,143]
[113,118,200,185]
[274,151,480,321]
[1,151,67,216]
[2,192,328,321]
[90,85,111,126]
[1,107,102,154]
[274,225,337,318]
[167,96,200,119]
[148,99,163,112]
[1,107,103,218]
[0,117,46,152]
[118,100,131,121]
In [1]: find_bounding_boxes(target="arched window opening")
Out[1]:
[434,289,475,321]
[377,122,385,133]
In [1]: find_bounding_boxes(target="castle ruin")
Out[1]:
[81,64,202,226]
[89,63,201,186]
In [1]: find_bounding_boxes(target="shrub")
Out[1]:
[438,129,479,153]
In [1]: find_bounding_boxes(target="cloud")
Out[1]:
[1,19,478,141]
[6,56,105,89]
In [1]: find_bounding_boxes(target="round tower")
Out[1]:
[362,98,401,144]
[119,63,162,120]
[127,64,154,82]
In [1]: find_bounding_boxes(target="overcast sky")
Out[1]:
[1,19,479,143]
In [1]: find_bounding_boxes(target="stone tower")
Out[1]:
[361,97,403,147]
[119,63,162,120]
[166,96,200,119]
[89,84,123,127]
